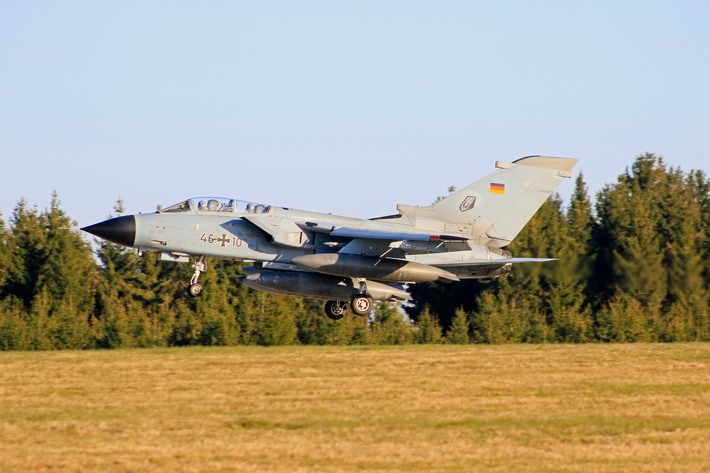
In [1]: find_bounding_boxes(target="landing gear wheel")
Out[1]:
[350,295,373,316]
[187,283,203,297]
[324,300,347,320]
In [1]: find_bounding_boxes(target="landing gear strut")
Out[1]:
[187,256,206,297]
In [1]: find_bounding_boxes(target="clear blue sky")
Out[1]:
[2,1,709,227]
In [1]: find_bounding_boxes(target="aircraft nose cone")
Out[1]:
[81,215,136,247]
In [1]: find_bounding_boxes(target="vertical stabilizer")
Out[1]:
[397,156,578,247]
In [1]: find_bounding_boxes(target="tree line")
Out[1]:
[0,154,708,349]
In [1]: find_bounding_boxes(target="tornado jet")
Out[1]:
[82,156,578,319]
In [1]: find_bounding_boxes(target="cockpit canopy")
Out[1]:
[161,197,271,214]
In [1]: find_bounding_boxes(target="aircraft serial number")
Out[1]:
[200,233,242,248]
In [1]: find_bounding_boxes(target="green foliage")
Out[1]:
[445,308,469,344]
[0,153,708,349]
[593,154,710,341]
[371,302,414,345]
[410,154,710,344]
[414,307,443,344]
[254,295,298,346]
[0,297,30,350]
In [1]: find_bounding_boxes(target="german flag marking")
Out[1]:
[489,182,505,194]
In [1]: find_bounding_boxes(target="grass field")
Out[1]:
[0,344,708,472]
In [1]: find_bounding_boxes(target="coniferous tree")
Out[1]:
[592,156,666,339]
[0,212,7,290]
[295,298,345,345]
[3,200,47,309]
[0,297,29,350]
[689,169,710,339]
[445,308,469,344]
[2,195,98,348]
[348,315,372,345]
[371,301,414,345]
[414,307,443,344]
[0,209,30,350]
[600,156,668,301]
[42,194,97,348]
[658,168,709,340]
[470,290,505,344]
[592,154,710,341]
[231,283,260,345]
[254,294,298,346]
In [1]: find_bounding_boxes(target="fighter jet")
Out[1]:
[82,156,577,319]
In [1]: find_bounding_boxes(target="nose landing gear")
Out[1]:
[187,256,206,297]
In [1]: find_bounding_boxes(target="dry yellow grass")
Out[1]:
[0,344,708,472]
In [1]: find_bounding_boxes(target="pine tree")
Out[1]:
[295,299,344,345]
[371,301,414,345]
[414,307,443,344]
[0,213,24,349]
[3,200,47,308]
[254,294,298,346]
[0,211,7,291]
[0,297,29,350]
[232,283,259,345]
[470,289,505,344]
[347,315,371,345]
[658,168,709,340]
[595,293,653,342]
[2,195,97,349]
[445,308,469,344]
[689,169,710,340]
[40,194,97,348]
[592,154,710,341]
[606,155,668,298]
[547,277,592,343]
[592,155,668,338]
[567,173,594,252]
[0,210,30,350]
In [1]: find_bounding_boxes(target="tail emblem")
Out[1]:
[489,182,505,194]
[459,196,477,212]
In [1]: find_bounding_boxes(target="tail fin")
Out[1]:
[397,156,578,247]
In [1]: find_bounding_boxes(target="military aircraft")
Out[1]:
[82,156,577,319]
